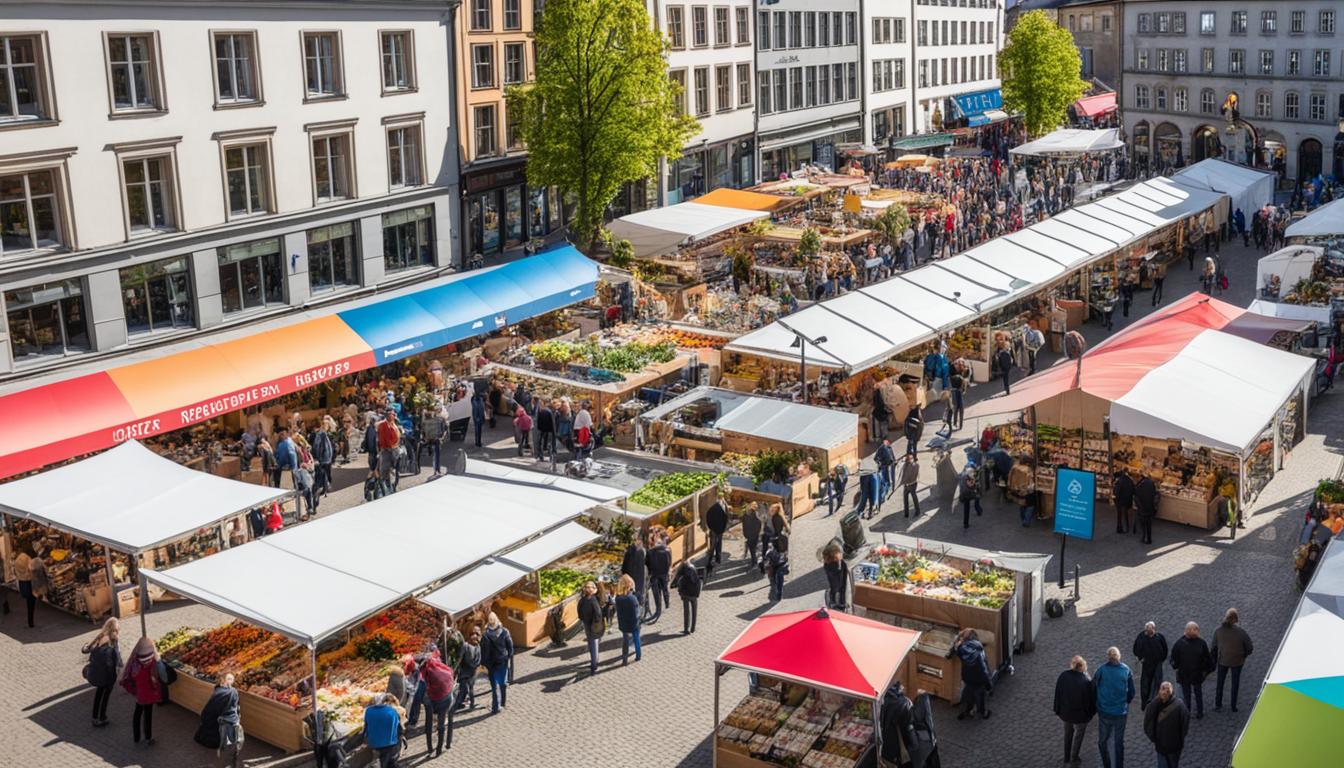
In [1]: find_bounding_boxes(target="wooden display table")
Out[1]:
[170,671,306,753]
[499,591,581,649]
[1155,492,1219,529]
[852,582,1008,684]
[714,737,877,768]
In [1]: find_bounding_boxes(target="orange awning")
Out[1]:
[694,187,795,213]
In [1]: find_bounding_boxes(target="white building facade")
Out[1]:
[1122,0,1344,182]
[0,0,458,377]
[912,0,1003,133]
[862,2,913,149]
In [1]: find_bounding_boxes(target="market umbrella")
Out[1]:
[890,154,933,169]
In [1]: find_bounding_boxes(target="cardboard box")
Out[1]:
[114,586,139,618]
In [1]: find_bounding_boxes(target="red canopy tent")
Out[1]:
[1073,92,1117,119]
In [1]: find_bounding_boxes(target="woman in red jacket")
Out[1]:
[121,636,160,745]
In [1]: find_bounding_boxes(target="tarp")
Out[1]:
[1233,538,1344,768]
[952,88,1004,127]
[1009,129,1124,157]
[718,608,920,701]
[0,441,288,554]
[143,460,625,645]
[1286,198,1344,239]
[1073,91,1117,118]
[1172,159,1275,217]
[890,133,954,151]
[1247,299,1334,325]
[1222,312,1314,345]
[606,202,769,258]
[1257,246,1323,297]
[0,247,599,479]
[641,387,858,451]
[693,188,795,213]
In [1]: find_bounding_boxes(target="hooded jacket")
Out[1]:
[480,624,513,671]
[672,561,702,599]
[1135,476,1159,516]
[953,637,992,687]
[621,544,647,593]
[880,685,915,763]
[705,501,728,535]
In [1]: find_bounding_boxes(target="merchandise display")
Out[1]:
[857,545,1015,609]
[717,689,875,768]
[1110,435,1236,504]
[627,471,720,510]
[1035,424,1112,500]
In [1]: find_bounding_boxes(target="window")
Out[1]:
[693,6,708,47]
[0,36,52,124]
[1157,49,1169,71]
[805,65,817,106]
[1200,11,1214,35]
[694,67,709,115]
[505,107,521,150]
[121,257,192,334]
[1156,13,1170,34]
[302,32,343,98]
[1310,93,1327,121]
[715,65,730,112]
[106,34,161,111]
[1284,91,1300,120]
[473,105,496,156]
[1255,91,1272,118]
[774,12,786,51]
[307,223,359,293]
[789,66,802,109]
[737,63,751,106]
[1155,86,1167,111]
[918,20,927,46]
[1315,49,1332,76]
[819,13,830,48]
[757,11,770,50]
[223,143,270,217]
[1229,49,1244,74]
[847,62,857,100]
[6,280,87,360]
[1202,48,1214,72]
[1291,11,1305,34]
[504,43,525,85]
[846,12,857,45]
[471,0,491,31]
[1173,12,1185,34]
[1260,49,1273,74]
[382,205,434,272]
[1137,49,1149,69]
[212,32,259,105]
[788,11,801,48]
[1261,11,1277,34]
[1201,88,1215,114]
[1288,50,1301,74]
[736,7,750,45]
[122,156,175,233]
[896,18,905,43]
[377,33,416,93]
[1322,11,1336,35]
[1174,49,1187,72]
[715,7,730,46]
[835,12,846,46]
[471,45,494,88]
[503,0,521,30]
[1231,11,1246,35]
[757,70,770,113]
[1174,87,1187,112]
[1080,14,1094,33]
[0,170,62,254]
[218,239,283,314]
[669,7,685,49]
[387,123,423,187]
[311,133,353,202]
[1103,13,1113,33]
[774,69,785,111]
[1137,14,1150,34]
[670,69,688,114]
[1133,84,1150,109]
[919,60,927,88]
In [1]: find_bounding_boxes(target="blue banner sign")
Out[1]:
[1053,467,1096,540]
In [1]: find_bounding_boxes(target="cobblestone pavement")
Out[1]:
[2,234,1339,768]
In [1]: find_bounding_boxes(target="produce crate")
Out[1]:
[170,671,307,753]
[852,582,1007,672]
[500,591,581,649]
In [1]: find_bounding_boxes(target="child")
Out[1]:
[513,406,533,457]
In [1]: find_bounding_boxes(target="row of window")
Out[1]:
[1132,83,1340,123]
[1135,46,1338,77]
[1139,10,1336,37]
[671,63,753,118]
[872,18,907,45]
[757,63,858,116]
[468,0,537,32]
[0,30,418,126]
[872,59,907,94]
[916,18,995,47]
[470,40,531,89]
[1065,11,1113,34]
[6,205,435,360]
[917,54,995,89]
[915,0,995,7]
[757,10,858,51]
[666,5,752,50]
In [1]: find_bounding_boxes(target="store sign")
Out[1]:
[1053,468,1096,540]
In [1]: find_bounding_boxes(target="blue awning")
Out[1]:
[952,89,1004,125]
[337,245,599,365]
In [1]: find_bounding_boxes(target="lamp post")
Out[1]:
[789,332,828,403]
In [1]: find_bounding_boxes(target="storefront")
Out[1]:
[462,159,570,260]
[667,135,757,205]
[759,119,863,181]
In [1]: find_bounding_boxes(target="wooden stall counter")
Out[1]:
[170,671,306,753]
[1155,492,1219,529]
[498,591,580,649]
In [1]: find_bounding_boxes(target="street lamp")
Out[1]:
[788,331,828,403]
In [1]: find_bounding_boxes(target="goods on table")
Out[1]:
[1111,435,1235,503]
[1035,424,1112,499]
[628,471,719,509]
[636,327,729,350]
[524,339,677,374]
[536,567,590,606]
[690,288,783,334]
[718,691,874,767]
[860,546,1014,609]
[946,326,988,362]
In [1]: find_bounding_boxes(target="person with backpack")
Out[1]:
[480,613,513,714]
[950,628,993,721]
[903,407,924,457]
[765,534,790,602]
[195,672,242,756]
[960,462,983,529]
[907,690,940,768]
[420,652,456,757]
[121,636,161,745]
[309,421,335,496]
[577,581,604,676]
[740,506,762,569]
[455,628,482,712]
[614,575,642,665]
[82,617,121,728]
[672,557,702,634]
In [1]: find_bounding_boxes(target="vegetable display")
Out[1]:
[629,471,718,509]
[860,546,1015,609]
[525,339,677,374]
[537,567,590,605]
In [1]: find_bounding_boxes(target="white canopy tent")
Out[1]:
[1172,159,1275,218]
[1286,198,1344,240]
[1008,128,1124,156]
[0,440,288,554]
[641,387,858,451]
[1257,246,1324,297]
[143,459,626,646]
[605,202,769,258]
[1247,298,1333,325]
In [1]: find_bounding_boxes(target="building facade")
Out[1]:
[1122,0,1344,181]
[912,0,1003,133]
[862,1,912,150]
[0,0,458,377]
[1009,0,1121,89]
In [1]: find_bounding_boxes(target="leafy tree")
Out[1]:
[871,204,911,250]
[508,0,698,248]
[1000,10,1088,137]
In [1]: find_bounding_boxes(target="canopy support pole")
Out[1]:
[712,663,720,768]
[310,644,320,754]
[135,568,148,637]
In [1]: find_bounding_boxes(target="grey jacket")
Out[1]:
[1212,623,1253,668]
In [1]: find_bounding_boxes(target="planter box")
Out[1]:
[852,582,1007,672]
[170,670,306,753]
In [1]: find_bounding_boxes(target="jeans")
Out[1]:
[424,694,454,753]
[1156,752,1181,768]
[621,628,642,664]
[873,417,889,441]
[962,496,983,527]
[488,665,508,712]
[1063,720,1088,762]
[950,391,964,429]
[879,464,895,498]
[1027,348,1038,375]
[1139,663,1164,708]
[906,438,918,456]
[1001,370,1012,395]
[132,703,154,742]
[378,449,398,494]
[455,674,475,710]
[1152,280,1164,305]
[827,478,847,514]
[375,743,401,768]
[315,462,333,494]
[648,576,669,621]
[1215,664,1242,709]
[1020,504,1033,526]
[585,637,600,673]
[769,569,785,601]
[682,598,697,633]
[709,532,724,565]
[473,417,485,447]
[903,485,920,517]
[1179,680,1204,716]
[92,685,112,721]
[426,440,442,474]
[407,679,426,726]
[1096,713,1126,768]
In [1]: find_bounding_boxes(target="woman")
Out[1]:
[455,628,481,712]
[822,543,849,612]
[554,399,574,458]
[1201,257,1217,294]
[121,636,161,745]
[480,613,514,714]
[614,575,642,665]
[769,503,790,542]
[573,401,595,459]
[14,548,36,628]
[264,503,284,536]
[83,617,121,727]
[765,535,790,603]
[577,581,604,676]
[512,406,532,457]
[194,672,242,754]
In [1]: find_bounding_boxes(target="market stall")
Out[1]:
[607,201,770,259]
[1286,198,1344,243]
[0,441,289,623]
[1008,128,1124,157]
[1172,158,1275,217]
[714,608,920,768]
[1253,245,1343,338]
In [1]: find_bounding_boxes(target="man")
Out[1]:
[871,387,890,441]
[309,422,335,496]
[1143,682,1189,768]
[420,402,447,476]
[362,413,380,472]
[880,681,916,768]
[273,427,296,488]
[1212,608,1253,713]
[854,469,885,520]
[876,439,897,500]
[363,693,403,768]
[995,342,1015,395]
[1151,262,1167,306]
[1135,473,1158,545]
[1133,622,1169,709]
[899,454,921,518]
[576,582,603,676]
[704,499,728,568]
[1169,622,1212,719]
[1094,646,1135,768]
[620,538,647,612]
[741,506,763,569]
[376,408,402,495]
[950,629,992,721]
[959,462,983,529]
[1113,471,1135,535]
[903,406,924,457]
[1054,656,1096,768]
[1024,325,1045,375]
[826,463,849,516]
[645,534,672,624]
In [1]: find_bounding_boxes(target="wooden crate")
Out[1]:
[1155,492,1218,529]
[501,592,580,649]
[852,582,1006,670]
[170,671,307,753]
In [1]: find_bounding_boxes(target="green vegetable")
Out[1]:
[530,340,583,365]
[355,635,395,662]
[749,449,814,488]
[537,567,590,605]
[1317,479,1344,504]
[629,471,717,509]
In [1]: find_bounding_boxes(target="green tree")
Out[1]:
[508,0,698,248]
[871,204,911,250]
[999,10,1088,137]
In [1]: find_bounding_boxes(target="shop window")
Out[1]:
[307,222,359,293]
[218,238,284,314]
[120,256,193,334]
[504,186,523,247]
[6,279,88,361]
[0,169,64,254]
[383,205,434,272]
[528,186,546,238]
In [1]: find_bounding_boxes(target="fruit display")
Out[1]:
[718,691,875,767]
[634,326,730,349]
[946,325,988,362]
[628,471,719,509]
[860,546,1015,609]
[523,339,677,374]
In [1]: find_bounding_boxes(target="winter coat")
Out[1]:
[194,685,241,749]
[1133,631,1169,669]
[875,443,896,468]
[1113,474,1135,510]
[903,412,924,444]
[614,593,641,633]
[621,545,647,593]
[1135,476,1159,517]
[83,640,120,688]
[1053,669,1097,724]
[871,389,890,421]
[457,642,482,679]
[741,512,762,544]
[1169,636,1213,685]
[823,560,849,606]
[899,460,919,488]
[953,637,992,688]
[705,501,728,534]
[1093,660,1135,717]
[310,430,335,464]
[879,687,915,763]
[1212,623,1253,668]
[122,659,161,705]
[577,593,605,640]
[1144,695,1190,755]
[646,544,672,579]
[672,561,702,599]
[480,624,513,671]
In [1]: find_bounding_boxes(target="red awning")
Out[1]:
[1074,92,1117,118]
[717,608,920,700]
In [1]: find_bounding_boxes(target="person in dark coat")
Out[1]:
[880,681,916,767]
[1135,474,1159,544]
[671,558,702,634]
[1133,621,1170,709]
[577,581,604,676]
[1143,682,1190,768]
[195,673,241,751]
[621,539,647,608]
[455,628,481,712]
[1113,471,1136,535]
[480,612,513,713]
[765,534,789,602]
[907,691,940,768]
[871,387,891,441]
[704,500,728,567]
[995,342,1015,395]
[960,463,983,529]
[950,628,992,720]
[903,407,925,457]
[875,440,897,499]
[822,543,849,611]
[82,617,121,727]
[1212,608,1253,713]
[645,534,672,623]
[1054,655,1096,766]
[614,575,642,665]
[740,507,762,568]
[899,454,921,518]
[1169,622,1213,719]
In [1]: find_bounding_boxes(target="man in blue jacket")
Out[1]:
[363,693,402,767]
[1094,646,1136,768]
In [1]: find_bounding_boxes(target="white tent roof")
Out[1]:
[143,460,625,645]
[1109,329,1315,453]
[605,202,769,258]
[1286,198,1344,239]
[643,387,858,451]
[1009,128,1124,156]
[1172,159,1275,217]
[0,441,288,554]
[1247,298,1333,325]
[1256,245,1324,297]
